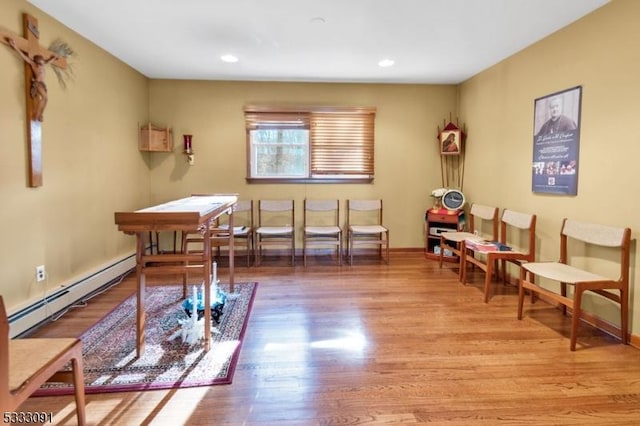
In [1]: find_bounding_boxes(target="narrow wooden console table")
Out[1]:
[114,194,238,357]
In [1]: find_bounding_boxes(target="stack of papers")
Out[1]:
[217,225,247,232]
[465,239,512,252]
[465,239,498,252]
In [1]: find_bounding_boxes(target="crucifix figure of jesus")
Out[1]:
[6,37,57,122]
[1,13,68,187]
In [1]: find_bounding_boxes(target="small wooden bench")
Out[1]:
[517,218,631,351]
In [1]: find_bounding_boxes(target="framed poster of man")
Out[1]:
[532,86,582,195]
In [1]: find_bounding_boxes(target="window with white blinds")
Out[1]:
[245,105,376,183]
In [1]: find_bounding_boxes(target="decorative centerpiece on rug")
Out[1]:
[176,283,227,346]
[182,284,227,322]
[178,263,228,345]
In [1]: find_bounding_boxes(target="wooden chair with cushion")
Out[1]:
[303,199,342,266]
[255,200,295,266]
[439,204,499,280]
[1,296,86,425]
[461,209,536,303]
[346,199,389,265]
[518,219,631,351]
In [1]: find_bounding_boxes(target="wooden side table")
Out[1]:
[424,208,464,261]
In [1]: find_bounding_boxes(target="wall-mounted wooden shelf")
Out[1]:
[139,123,173,152]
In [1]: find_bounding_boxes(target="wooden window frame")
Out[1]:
[245,105,376,184]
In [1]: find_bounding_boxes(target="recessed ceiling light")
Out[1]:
[221,54,239,63]
[310,17,326,24]
[378,59,395,68]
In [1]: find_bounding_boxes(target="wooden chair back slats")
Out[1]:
[305,199,338,212]
[562,219,628,247]
[348,199,382,211]
[501,209,535,230]
[469,204,499,221]
[259,200,294,212]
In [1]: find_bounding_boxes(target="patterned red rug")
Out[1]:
[36,282,257,395]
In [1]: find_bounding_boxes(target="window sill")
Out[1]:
[246,177,374,184]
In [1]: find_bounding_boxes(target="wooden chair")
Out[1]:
[1,296,86,425]
[461,209,536,303]
[518,219,631,351]
[255,200,295,266]
[182,200,254,268]
[346,199,389,265]
[210,200,254,267]
[303,199,342,266]
[439,204,499,280]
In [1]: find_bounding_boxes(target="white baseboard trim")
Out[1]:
[8,253,135,338]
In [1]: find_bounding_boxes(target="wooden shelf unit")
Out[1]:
[424,208,464,262]
[139,123,173,152]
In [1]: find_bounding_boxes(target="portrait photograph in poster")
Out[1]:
[531,86,582,195]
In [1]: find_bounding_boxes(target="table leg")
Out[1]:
[484,255,494,303]
[203,225,212,352]
[460,242,467,285]
[228,209,235,293]
[136,233,146,358]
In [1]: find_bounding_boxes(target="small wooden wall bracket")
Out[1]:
[139,123,174,152]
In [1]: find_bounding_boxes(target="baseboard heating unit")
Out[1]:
[8,254,135,338]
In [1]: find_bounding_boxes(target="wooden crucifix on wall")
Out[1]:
[1,13,67,187]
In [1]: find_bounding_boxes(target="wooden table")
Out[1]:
[114,194,238,357]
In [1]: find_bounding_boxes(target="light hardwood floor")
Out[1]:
[19,252,640,425]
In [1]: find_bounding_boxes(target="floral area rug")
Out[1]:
[36,282,257,395]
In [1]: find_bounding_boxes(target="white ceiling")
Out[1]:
[28,0,609,84]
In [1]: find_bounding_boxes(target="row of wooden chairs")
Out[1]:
[182,199,390,267]
[438,203,631,351]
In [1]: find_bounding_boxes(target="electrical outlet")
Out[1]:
[36,265,46,282]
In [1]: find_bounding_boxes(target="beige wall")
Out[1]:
[459,0,639,332]
[148,80,456,248]
[3,0,638,339]
[0,0,150,311]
